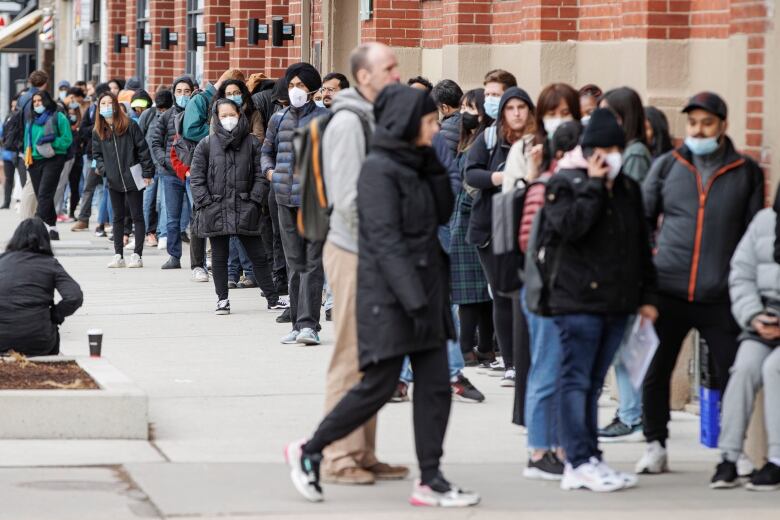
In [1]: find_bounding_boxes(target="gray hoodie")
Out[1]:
[322,87,375,253]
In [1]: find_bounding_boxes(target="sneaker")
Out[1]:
[161,256,181,269]
[237,277,257,289]
[49,229,60,241]
[409,474,480,507]
[124,238,136,251]
[95,226,107,237]
[297,328,321,346]
[228,280,238,289]
[276,308,292,323]
[325,308,332,322]
[284,440,324,502]
[281,330,300,344]
[71,220,89,231]
[180,231,190,243]
[107,254,126,268]
[746,462,780,491]
[157,236,167,250]
[635,441,669,474]
[127,253,143,268]
[710,460,739,489]
[591,457,638,489]
[500,368,516,387]
[484,359,505,377]
[561,461,624,492]
[599,417,645,443]
[56,213,69,223]
[463,348,495,368]
[215,299,230,315]
[451,374,485,403]
[192,267,209,282]
[390,381,410,403]
[523,452,565,481]
[145,233,158,247]
[268,297,290,311]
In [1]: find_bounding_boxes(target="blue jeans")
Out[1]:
[228,236,255,283]
[162,175,192,259]
[97,179,113,224]
[614,315,643,426]
[156,175,167,237]
[522,289,562,451]
[554,313,628,468]
[143,173,159,234]
[401,305,464,382]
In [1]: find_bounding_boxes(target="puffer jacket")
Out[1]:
[189,114,267,238]
[643,137,765,303]
[729,208,778,329]
[150,76,194,176]
[261,101,329,207]
[432,111,462,194]
[92,120,155,193]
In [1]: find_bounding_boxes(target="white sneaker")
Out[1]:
[127,253,143,268]
[500,368,516,387]
[157,236,167,250]
[124,238,136,250]
[561,461,624,492]
[591,457,638,489]
[107,254,126,268]
[284,439,323,502]
[635,441,669,474]
[409,479,480,507]
[192,267,209,282]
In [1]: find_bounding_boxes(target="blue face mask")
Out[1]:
[484,96,500,120]
[684,136,720,156]
[100,107,114,119]
[175,95,190,108]
[33,105,46,115]
[227,95,243,107]
[314,100,326,109]
[69,102,81,110]
[69,115,78,123]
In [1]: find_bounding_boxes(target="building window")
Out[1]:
[186,0,204,86]
[136,0,150,85]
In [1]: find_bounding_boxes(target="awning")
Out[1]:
[0,9,42,51]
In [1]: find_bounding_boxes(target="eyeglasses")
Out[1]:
[321,87,337,94]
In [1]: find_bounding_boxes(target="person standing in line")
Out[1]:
[1,96,22,209]
[136,89,171,247]
[644,106,674,160]
[578,84,602,124]
[320,72,350,109]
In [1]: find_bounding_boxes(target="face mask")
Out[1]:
[605,152,623,180]
[484,96,500,120]
[221,116,239,132]
[288,87,308,108]
[100,107,114,119]
[59,91,67,102]
[581,115,591,127]
[175,95,190,108]
[544,116,569,138]
[227,95,243,107]
[33,105,45,115]
[684,135,720,156]
[69,114,78,123]
[69,102,80,110]
[314,100,326,109]
[461,112,479,132]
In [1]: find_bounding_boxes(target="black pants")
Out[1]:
[277,204,324,330]
[68,155,83,216]
[108,188,144,256]
[512,298,531,427]
[2,158,17,208]
[209,234,278,302]
[477,247,515,368]
[77,169,102,222]
[304,345,451,483]
[28,155,67,226]
[642,293,741,443]
[267,186,288,293]
[459,301,494,354]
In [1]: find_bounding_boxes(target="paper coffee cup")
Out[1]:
[87,329,103,357]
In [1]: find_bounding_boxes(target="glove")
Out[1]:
[410,306,431,341]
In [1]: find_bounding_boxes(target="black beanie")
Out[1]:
[285,63,322,93]
[581,108,626,149]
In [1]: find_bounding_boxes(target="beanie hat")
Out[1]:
[581,108,626,149]
[125,77,142,91]
[154,90,174,110]
[285,63,322,93]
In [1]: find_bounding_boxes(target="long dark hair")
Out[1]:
[215,79,257,121]
[645,106,674,158]
[5,218,53,256]
[601,87,647,145]
[458,88,490,152]
[29,91,58,121]
[94,92,131,140]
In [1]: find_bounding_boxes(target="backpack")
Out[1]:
[295,108,370,241]
[2,108,25,153]
[170,111,198,180]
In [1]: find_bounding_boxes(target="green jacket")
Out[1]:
[622,140,653,185]
[182,83,216,142]
[24,112,73,161]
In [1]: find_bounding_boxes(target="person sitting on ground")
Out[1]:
[0,218,83,357]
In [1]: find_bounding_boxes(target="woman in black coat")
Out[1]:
[286,85,480,508]
[0,218,83,356]
[189,98,283,315]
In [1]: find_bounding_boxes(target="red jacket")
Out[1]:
[519,174,550,253]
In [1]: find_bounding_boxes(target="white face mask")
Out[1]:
[605,152,623,180]
[543,116,570,138]
[581,115,591,127]
[221,116,239,132]
[288,87,308,108]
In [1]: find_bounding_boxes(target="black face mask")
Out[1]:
[461,112,479,132]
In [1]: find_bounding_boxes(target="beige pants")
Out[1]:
[19,180,37,219]
[321,241,379,473]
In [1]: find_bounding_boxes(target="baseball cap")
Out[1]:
[682,92,728,120]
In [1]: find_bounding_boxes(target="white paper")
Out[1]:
[620,317,660,390]
[130,163,145,191]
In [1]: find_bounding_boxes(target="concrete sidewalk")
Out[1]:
[0,210,776,519]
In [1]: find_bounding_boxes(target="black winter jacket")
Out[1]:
[464,130,510,246]
[189,114,267,238]
[0,251,83,357]
[643,137,764,303]
[432,112,462,195]
[542,168,657,315]
[150,104,184,176]
[92,121,155,193]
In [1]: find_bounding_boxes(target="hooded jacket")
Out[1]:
[432,111,463,195]
[189,113,267,238]
[92,120,155,193]
[150,75,195,176]
[322,87,375,254]
[643,136,765,303]
[356,84,455,369]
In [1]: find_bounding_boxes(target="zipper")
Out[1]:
[111,128,129,192]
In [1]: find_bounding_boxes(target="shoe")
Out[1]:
[180,231,190,243]
[635,441,669,474]
[49,229,60,241]
[161,256,182,269]
[145,233,158,247]
[95,226,106,237]
[71,220,89,231]
[281,330,300,344]
[284,440,323,502]
[215,299,230,315]
[410,474,480,507]
[228,280,238,289]
[276,307,292,323]
[237,277,257,289]
[524,452,564,481]
[365,462,410,481]
[561,461,624,492]
[710,460,739,489]
[475,359,496,373]
[500,368,516,387]
[107,254,126,268]
[325,308,332,321]
[746,462,780,491]
[590,457,638,489]
[127,253,143,268]
[390,381,410,403]
[451,374,485,403]
[56,213,69,223]
[124,238,136,251]
[192,267,209,282]
[268,297,290,311]
[599,417,645,443]
[157,236,167,250]
[321,466,375,485]
[482,359,505,377]
[297,328,321,346]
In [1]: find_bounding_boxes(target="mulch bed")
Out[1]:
[0,355,99,390]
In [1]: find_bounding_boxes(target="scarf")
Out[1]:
[24,110,54,167]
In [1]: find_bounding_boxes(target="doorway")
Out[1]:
[326,0,361,75]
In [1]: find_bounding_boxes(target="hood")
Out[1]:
[373,84,437,144]
[331,88,374,124]
[499,86,535,115]
[213,112,249,150]
[555,145,588,172]
[172,75,195,92]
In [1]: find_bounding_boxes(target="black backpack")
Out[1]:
[2,109,25,153]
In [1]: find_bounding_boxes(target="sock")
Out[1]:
[769,457,780,467]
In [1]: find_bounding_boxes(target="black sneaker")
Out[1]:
[95,226,106,237]
[215,299,230,315]
[161,256,182,269]
[523,451,564,481]
[390,381,410,403]
[598,416,644,443]
[746,462,780,491]
[180,231,190,243]
[276,307,292,323]
[325,308,332,322]
[49,229,60,241]
[268,297,290,311]
[451,374,485,403]
[710,460,739,489]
